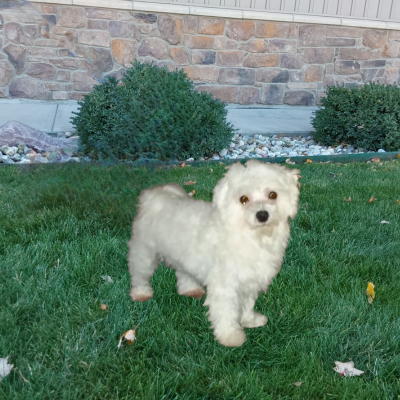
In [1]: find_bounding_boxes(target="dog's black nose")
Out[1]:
[256,210,269,223]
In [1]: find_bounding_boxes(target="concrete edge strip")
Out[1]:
[25,0,400,31]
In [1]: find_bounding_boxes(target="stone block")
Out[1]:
[88,20,108,30]
[226,20,255,41]
[244,54,279,68]
[183,66,218,82]
[69,92,86,101]
[192,50,216,65]
[87,48,113,75]
[268,39,296,53]
[134,13,157,24]
[305,65,324,82]
[382,42,400,58]
[59,7,86,28]
[218,68,255,85]
[256,68,289,83]
[112,39,138,66]
[239,87,259,104]
[9,76,46,99]
[217,51,244,66]
[138,38,168,59]
[214,37,238,50]
[339,48,371,60]
[284,91,315,106]
[27,63,56,80]
[326,27,362,38]
[299,25,326,47]
[384,66,400,85]
[334,60,361,75]
[49,58,79,69]
[255,22,290,38]
[261,84,284,104]
[56,70,70,82]
[198,17,225,35]
[361,69,379,81]
[184,35,213,49]
[183,16,197,34]
[304,48,334,64]
[5,22,33,45]
[326,38,356,46]
[109,21,134,38]
[85,8,117,20]
[78,31,110,47]
[362,60,386,68]
[289,70,304,82]
[170,47,190,65]
[363,30,387,50]
[388,30,400,42]
[159,15,183,45]
[4,44,26,72]
[53,92,69,100]
[73,72,99,91]
[239,39,268,53]
[280,54,304,69]
[197,85,238,102]
[0,60,14,86]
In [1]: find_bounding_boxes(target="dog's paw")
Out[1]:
[216,329,246,347]
[130,286,153,302]
[182,288,205,299]
[241,312,268,328]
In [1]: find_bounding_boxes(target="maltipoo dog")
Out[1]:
[128,160,300,347]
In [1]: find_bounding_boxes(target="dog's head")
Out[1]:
[213,160,300,229]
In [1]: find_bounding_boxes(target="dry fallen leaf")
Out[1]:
[343,197,352,202]
[285,158,295,165]
[305,159,313,164]
[369,196,376,203]
[184,181,196,185]
[118,328,137,348]
[396,154,400,158]
[294,381,303,386]
[381,220,390,224]
[367,282,375,304]
[0,357,14,381]
[188,190,195,197]
[334,361,364,377]
[372,157,380,163]
[396,200,400,205]
[100,304,107,310]
[180,162,186,168]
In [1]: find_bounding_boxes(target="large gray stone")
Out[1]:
[27,63,56,80]
[261,84,284,104]
[0,60,14,86]
[158,15,183,45]
[0,121,78,152]
[4,44,26,72]
[284,91,315,106]
[9,76,46,99]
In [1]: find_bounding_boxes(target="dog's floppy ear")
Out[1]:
[212,162,244,209]
[286,168,300,219]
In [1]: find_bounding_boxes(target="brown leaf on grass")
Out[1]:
[372,157,380,163]
[305,159,313,164]
[369,196,376,203]
[188,190,195,197]
[396,200,400,205]
[343,197,352,202]
[366,282,375,304]
[184,181,196,186]
[100,304,107,310]
[294,382,303,387]
[396,154,400,158]
[180,162,186,168]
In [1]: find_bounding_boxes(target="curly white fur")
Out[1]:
[128,160,300,347]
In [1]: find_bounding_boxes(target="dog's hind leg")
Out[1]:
[240,295,268,328]
[175,270,205,299]
[128,242,157,302]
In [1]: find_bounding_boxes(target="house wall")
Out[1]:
[1,1,400,105]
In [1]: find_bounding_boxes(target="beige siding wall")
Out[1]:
[159,0,400,22]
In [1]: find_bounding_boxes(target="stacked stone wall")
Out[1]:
[1,1,400,105]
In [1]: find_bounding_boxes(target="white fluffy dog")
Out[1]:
[128,160,300,347]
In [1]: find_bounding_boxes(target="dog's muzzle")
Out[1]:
[256,210,269,223]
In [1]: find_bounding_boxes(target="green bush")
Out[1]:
[311,83,400,151]
[71,62,235,161]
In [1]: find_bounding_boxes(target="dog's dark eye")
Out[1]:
[240,196,249,205]
[269,191,277,199]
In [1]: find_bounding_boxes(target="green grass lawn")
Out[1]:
[1,159,399,399]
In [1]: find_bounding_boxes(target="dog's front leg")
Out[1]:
[205,288,246,347]
[240,294,268,328]
[175,270,205,299]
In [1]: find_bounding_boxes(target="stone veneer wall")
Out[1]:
[1,2,400,105]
